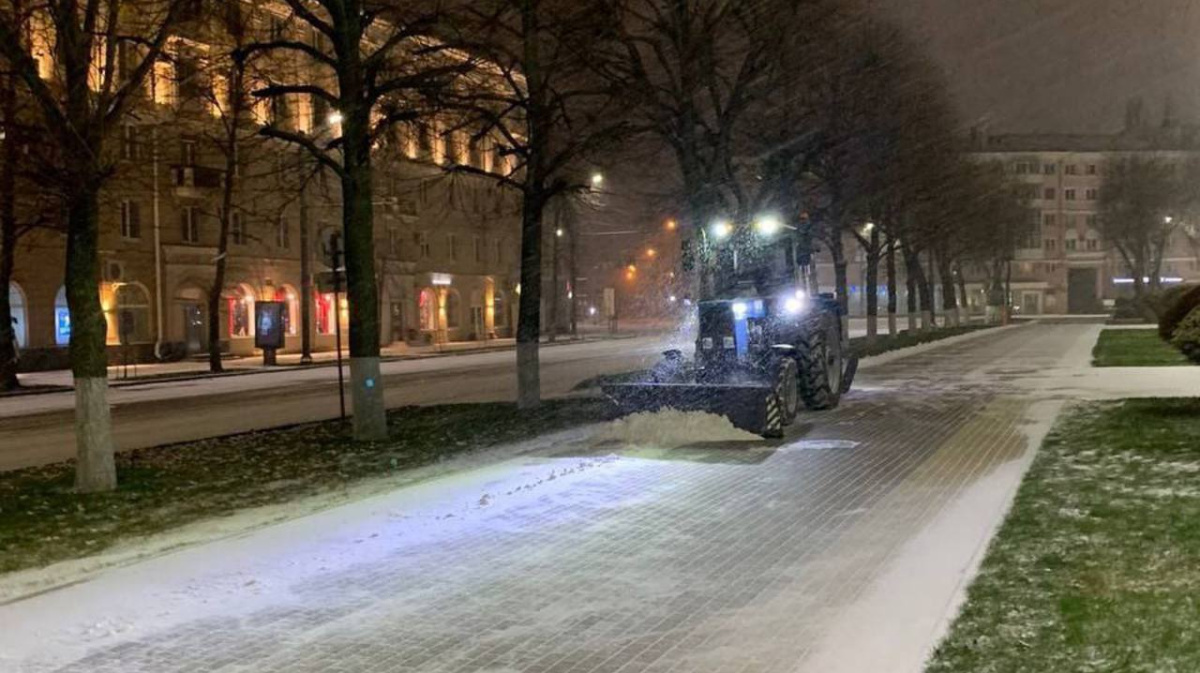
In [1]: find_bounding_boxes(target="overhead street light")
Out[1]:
[711,220,732,240]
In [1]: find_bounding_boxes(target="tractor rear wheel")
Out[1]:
[798,320,843,411]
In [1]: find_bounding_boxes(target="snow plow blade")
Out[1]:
[601,382,779,438]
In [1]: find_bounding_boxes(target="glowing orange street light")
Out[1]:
[645,247,657,258]
[627,263,637,273]
[665,219,677,231]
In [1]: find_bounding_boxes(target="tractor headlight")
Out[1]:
[732,301,748,318]
[784,297,804,314]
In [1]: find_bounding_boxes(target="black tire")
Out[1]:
[797,319,843,411]
[774,358,800,426]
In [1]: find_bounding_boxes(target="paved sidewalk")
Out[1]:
[3,323,1195,673]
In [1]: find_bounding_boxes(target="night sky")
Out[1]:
[878,0,1200,134]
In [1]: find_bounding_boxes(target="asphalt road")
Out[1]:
[0,335,685,472]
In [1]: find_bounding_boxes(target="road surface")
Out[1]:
[8,323,1196,672]
[0,335,686,472]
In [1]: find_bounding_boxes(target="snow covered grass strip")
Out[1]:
[927,398,1200,672]
[0,399,619,577]
[1092,328,1192,367]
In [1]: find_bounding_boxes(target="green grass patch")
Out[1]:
[927,399,1200,672]
[0,399,617,576]
[1092,328,1190,367]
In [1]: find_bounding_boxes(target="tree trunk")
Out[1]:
[568,204,578,338]
[938,254,959,327]
[299,168,313,363]
[207,162,236,374]
[548,202,561,342]
[905,246,933,331]
[67,184,116,492]
[924,250,937,330]
[342,152,387,441]
[886,236,898,337]
[0,70,18,391]
[517,189,544,408]
[865,248,879,341]
[955,263,969,325]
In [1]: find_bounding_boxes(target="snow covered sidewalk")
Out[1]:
[2,322,1193,673]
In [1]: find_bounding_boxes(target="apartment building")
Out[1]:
[970,118,1200,314]
[5,5,523,370]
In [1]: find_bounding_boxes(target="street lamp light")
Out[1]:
[754,215,783,236]
[665,219,677,231]
[327,111,344,125]
[711,220,732,240]
[590,172,604,188]
[555,228,564,237]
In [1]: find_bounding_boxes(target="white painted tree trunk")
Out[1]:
[907,311,918,332]
[921,310,934,331]
[74,377,116,493]
[350,357,387,441]
[517,341,540,409]
[888,313,898,336]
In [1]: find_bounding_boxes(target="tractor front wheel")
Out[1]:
[798,320,843,411]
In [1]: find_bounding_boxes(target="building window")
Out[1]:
[1014,162,1027,175]
[274,288,298,336]
[8,283,27,348]
[1087,214,1098,228]
[447,233,458,261]
[1065,238,1077,251]
[1064,164,1078,175]
[1045,238,1056,251]
[121,124,140,160]
[493,144,508,174]
[1086,188,1098,201]
[1086,238,1099,251]
[180,206,199,243]
[120,200,141,239]
[474,236,483,263]
[388,227,399,256]
[416,231,430,258]
[1086,164,1097,175]
[1043,187,1056,200]
[417,124,434,160]
[180,139,196,166]
[1043,163,1056,175]
[1043,213,1056,227]
[1065,189,1076,201]
[468,138,483,168]
[275,217,290,249]
[229,211,244,245]
[444,131,461,165]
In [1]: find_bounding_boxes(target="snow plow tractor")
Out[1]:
[602,217,857,438]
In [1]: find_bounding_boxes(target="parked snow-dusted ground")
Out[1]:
[3,322,1198,673]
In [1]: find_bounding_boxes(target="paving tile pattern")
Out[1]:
[44,325,1080,673]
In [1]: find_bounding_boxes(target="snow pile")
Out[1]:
[598,409,761,447]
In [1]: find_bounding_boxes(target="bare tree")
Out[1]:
[242,0,468,438]
[1097,154,1196,307]
[0,0,187,491]
[443,0,630,408]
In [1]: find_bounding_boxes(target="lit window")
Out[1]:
[120,200,141,239]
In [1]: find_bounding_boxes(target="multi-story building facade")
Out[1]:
[5,5,523,370]
[969,121,1200,315]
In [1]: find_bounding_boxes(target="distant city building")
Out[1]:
[968,105,1200,315]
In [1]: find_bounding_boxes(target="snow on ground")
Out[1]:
[598,409,762,447]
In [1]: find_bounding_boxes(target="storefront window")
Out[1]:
[8,283,27,348]
[419,289,437,331]
[316,291,336,335]
[445,290,461,329]
[115,284,152,343]
[226,288,253,338]
[275,288,299,336]
[493,290,507,328]
[55,286,70,346]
